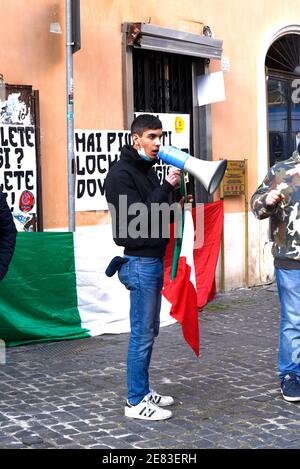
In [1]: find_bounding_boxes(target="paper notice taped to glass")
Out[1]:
[197,71,226,106]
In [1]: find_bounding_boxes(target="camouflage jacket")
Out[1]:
[251,151,300,266]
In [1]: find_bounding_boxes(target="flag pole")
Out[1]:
[182,173,188,203]
[170,172,186,280]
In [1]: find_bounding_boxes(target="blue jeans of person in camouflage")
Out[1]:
[275,268,300,380]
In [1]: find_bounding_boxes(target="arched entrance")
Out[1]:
[265,34,300,167]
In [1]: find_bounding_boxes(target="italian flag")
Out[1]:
[0,202,222,348]
[162,207,199,356]
[0,229,175,347]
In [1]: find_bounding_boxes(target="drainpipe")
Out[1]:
[66,0,75,231]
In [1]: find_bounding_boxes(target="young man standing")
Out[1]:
[105,114,182,420]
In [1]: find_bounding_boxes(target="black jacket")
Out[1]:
[105,145,174,258]
[0,189,17,280]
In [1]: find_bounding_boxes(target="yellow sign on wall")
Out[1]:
[222,160,245,196]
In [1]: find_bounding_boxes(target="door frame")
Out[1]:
[121,22,223,203]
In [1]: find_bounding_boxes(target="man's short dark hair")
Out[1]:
[131,114,162,136]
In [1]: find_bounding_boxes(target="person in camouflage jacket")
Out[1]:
[251,150,300,402]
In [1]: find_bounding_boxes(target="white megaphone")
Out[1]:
[157,146,227,194]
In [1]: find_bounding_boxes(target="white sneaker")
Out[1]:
[149,389,175,407]
[125,394,172,420]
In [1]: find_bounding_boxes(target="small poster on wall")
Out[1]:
[0,85,38,231]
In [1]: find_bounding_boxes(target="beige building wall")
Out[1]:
[1,0,300,288]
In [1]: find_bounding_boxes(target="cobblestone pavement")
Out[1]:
[1,284,300,450]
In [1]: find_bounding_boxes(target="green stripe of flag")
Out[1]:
[0,232,90,346]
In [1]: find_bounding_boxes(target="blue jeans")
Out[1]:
[275,268,300,380]
[118,256,164,405]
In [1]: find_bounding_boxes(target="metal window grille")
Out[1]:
[133,48,193,114]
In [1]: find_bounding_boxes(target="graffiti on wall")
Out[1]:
[0,92,32,125]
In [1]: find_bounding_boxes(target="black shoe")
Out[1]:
[281,373,300,402]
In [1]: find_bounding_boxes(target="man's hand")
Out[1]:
[265,189,285,207]
[166,168,182,187]
[179,195,193,208]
